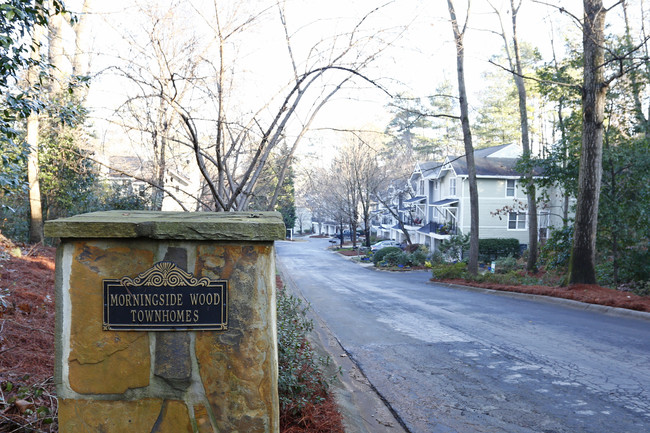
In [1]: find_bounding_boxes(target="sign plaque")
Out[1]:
[103,262,228,331]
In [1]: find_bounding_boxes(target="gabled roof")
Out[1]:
[447,144,542,178]
[451,156,524,177]
[418,160,443,178]
[411,160,443,182]
[108,156,153,178]
[473,143,521,158]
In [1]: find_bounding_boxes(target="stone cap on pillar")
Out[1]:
[44,210,286,241]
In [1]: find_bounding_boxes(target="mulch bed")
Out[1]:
[0,246,56,383]
[438,278,650,312]
[1,243,57,432]
[281,396,345,433]
[335,249,365,257]
[333,246,650,313]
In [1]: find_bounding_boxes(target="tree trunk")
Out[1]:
[569,0,607,285]
[558,98,570,225]
[27,22,45,244]
[47,0,65,95]
[509,0,538,272]
[609,162,619,284]
[447,0,479,275]
[27,111,44,244]
[72,0,92,101]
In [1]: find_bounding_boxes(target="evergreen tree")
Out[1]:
[385,95,435,162]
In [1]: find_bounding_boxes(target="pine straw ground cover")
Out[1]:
[0,241,57,433]
[440,278,650,312]
[0,237,342,433]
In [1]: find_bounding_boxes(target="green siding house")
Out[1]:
[379,144,570,254]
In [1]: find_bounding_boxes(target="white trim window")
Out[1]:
[506,179,516,197]
[449,177,457,196]
[508,212,526,230]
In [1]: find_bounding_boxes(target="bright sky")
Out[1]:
[67,0,642,161]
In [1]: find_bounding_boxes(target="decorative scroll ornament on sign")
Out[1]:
[103,262,228,331]
[120,261,211,287]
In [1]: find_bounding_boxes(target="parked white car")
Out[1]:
[370,240,400,252]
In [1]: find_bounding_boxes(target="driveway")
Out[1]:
[275,237,650,433]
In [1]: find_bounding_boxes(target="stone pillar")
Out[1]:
[44,211,285,433]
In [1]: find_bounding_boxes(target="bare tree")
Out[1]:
[309,164,349,247]
[110,3,199,210]
[48,0,92,97]
[334,146,361,247]
[447,0,479,275]
[490,0,539,272]
[72,0,92,88]
[331,134,389,248]
[93,0,401,213]
[170,1,394,211]
[354,136,386,247]
[47,0,65,95]
[374,181,413,247]
[294,207,311,234]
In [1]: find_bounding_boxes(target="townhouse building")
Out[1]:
[372,144,569,254]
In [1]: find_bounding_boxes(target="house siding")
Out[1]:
[374,144,573,256]
[457,178,547,245]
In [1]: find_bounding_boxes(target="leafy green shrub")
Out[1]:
[383,250,406,266]
[410,246,428,266]
[431,262,467,279]
[472,271,509,284]
[478,238,520,262]
[595,260,615,287]
[372,246,402,265]
[440,233,470,261]
[0,201,30,242]
[494,255,519,274]
[428,250,444,265]
[618,244,650,283]
[277,287,332,416]
[372,244,429,267]
[0,175,152,244]
[540,225,573,269]
[469,267,564,286]
[631,281,650,297]
[596,245,650,287]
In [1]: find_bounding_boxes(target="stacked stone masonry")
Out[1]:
[45,211,285,433]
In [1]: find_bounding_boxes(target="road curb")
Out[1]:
[277,259,410,433]
[434,281,650,322]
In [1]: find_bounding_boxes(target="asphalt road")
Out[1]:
[275,237,650,433]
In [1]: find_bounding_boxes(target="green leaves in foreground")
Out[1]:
[276,286,335,417]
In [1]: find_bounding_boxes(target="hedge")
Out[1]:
[478,238,520,262]
[431,262,467,279]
